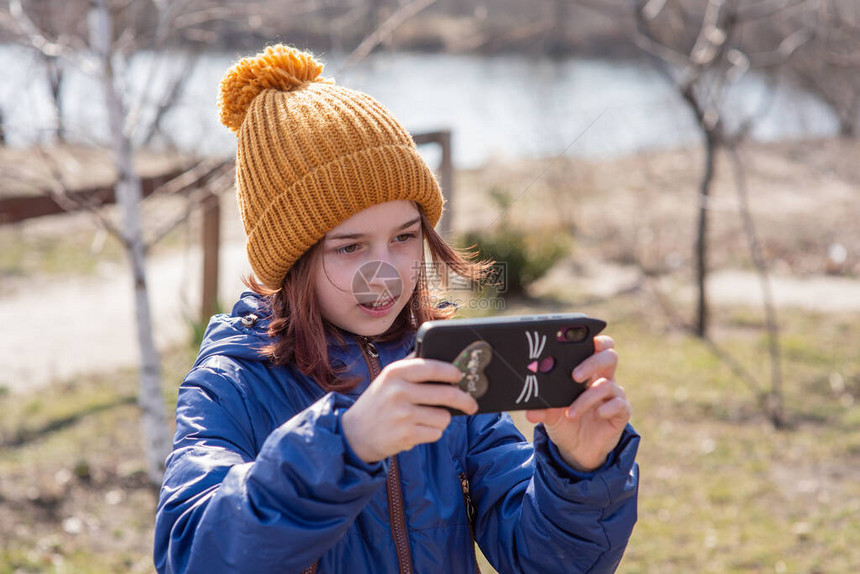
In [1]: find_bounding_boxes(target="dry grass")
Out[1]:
[1,293,857,573]
[1,137,859,572]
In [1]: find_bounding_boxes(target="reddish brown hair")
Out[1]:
[246,206,493,392]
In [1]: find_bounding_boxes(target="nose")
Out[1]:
[364,258,402,290]
[358,245,403,297]
[365,243,400,274]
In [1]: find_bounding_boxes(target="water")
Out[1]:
[0,45,839,169]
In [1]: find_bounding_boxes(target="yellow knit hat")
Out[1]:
[218,44,444,290]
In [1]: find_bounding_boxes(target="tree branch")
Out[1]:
[33,145,127,246]
[7,0,97,74]
[143,158,233,248]
[336,0,439,76]
[689,0,726,67]
[725,142,785,428]
[642,271,767,401]
[736,0,808,22]
[750,25,814,67]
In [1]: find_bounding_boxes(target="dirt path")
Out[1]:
[701,269,860,313]
[0,241,251,394]
[537,259,860,313]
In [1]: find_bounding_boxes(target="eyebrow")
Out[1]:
[326,217,421,241]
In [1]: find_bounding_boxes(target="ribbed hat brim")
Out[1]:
[246,143,443,290]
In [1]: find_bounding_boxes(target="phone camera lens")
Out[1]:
[557,326,588,343]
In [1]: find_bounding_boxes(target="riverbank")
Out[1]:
[455,136,859,278]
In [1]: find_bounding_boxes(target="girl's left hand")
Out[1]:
[525,336,630,472]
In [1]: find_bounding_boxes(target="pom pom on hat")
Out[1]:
[218,45,333,134]
[218,44,445,290]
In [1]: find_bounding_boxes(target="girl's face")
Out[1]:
[314,200,424,337]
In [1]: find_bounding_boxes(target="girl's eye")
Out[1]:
[395,232,417,243]
[336,243,359,255]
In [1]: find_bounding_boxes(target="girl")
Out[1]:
[154,45,639,573]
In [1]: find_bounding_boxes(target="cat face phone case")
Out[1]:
[414,313,606,414]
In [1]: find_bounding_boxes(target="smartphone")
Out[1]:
[414,313,606,415]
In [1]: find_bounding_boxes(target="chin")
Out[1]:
[356,307,405,337]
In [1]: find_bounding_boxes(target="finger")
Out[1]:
[408,380,479,415]
[411,424,447,446]
[410,404,453,430]
[597,396,632,422]
[566,378,623,419]
[391,358,463,384]
[572,348,618,383]
[594,336,615,353]
[525,407,565,426]
[524,409,546,424]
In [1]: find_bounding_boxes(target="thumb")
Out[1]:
[526,407,568,427]
[525,409,548,424]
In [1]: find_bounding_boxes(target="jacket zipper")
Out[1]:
[358,335,414,574]
[459,471,481,573]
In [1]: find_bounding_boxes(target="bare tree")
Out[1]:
[2,0,452,482]
[571,0,815,427]
[633,0,811,428]
[626,0,810,338]
[87,0,172,485]
[788,0,860,137]
[2,0,246,485]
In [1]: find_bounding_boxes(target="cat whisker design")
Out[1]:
[526,331,547,359]
[517,331,548,404]
[516,374,538,404]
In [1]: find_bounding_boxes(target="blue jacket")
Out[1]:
[154,292,639,573]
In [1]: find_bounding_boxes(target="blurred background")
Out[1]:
[0,0,858,572]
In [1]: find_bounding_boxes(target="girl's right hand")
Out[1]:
[341,358,479,463]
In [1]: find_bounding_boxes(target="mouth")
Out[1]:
[357,295,398,315]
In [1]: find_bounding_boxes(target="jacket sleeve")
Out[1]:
[465,414,639,574]
[153,365,387,574]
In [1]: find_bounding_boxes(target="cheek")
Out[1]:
[395,244,424,290]
[313,259,347,311]
[317,255,357,292]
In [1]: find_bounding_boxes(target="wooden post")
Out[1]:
[201,191,220,322]
[437,130,453,239]
[413,129,454,239]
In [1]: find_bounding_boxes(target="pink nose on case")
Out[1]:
[527,357,556,373]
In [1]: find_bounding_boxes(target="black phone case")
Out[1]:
[414,313,606,415]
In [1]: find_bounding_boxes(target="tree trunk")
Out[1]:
[694,130,717,338]
[548,0,569,56]
[838,106,857,138]
[727,145,785,428]
[46,55,64,142]
[90,0,170,486]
